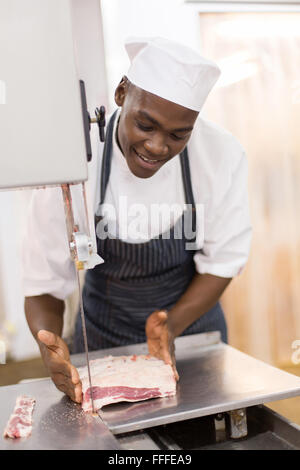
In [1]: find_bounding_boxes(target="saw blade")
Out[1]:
[76,270,95,414]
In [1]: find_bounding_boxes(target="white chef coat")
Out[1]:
[21,110,252,301]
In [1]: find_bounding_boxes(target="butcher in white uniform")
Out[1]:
[22,37,252,403]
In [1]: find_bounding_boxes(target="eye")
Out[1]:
[170,134,185,141]
[136,121,153,132]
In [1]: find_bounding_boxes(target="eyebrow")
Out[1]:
[137,110,193,133]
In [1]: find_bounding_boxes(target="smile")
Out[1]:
[138,153,159,163]
[134,148,167,168]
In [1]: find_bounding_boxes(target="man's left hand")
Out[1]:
[145,310,179,381]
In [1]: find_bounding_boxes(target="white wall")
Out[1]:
[100,0,202,109]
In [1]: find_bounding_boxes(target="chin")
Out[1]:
[130,166,157,179]
[126,156,158,179]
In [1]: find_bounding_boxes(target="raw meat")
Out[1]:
[3,395,35,439]
[78,354,177,413]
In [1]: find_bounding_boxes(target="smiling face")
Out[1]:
[114,77,199,178]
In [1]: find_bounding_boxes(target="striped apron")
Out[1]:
[72,111,227,353]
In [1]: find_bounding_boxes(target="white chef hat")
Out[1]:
[124,36,221,112]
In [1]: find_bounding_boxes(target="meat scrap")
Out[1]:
[78,355,177,413]
[3,395,36,439]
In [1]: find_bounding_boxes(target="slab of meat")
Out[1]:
[78,355,177,413]
[3,395,35,439]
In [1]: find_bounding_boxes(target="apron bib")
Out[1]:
[73,111,227,352]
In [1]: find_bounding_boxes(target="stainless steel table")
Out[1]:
[73,332,300,435]
[2,332,300,449]
[0,379,120,450]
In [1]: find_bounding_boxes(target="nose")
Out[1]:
[144,133,168,157]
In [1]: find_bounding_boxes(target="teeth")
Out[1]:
[138,153,158,163]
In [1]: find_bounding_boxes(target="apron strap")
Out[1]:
[179,147,197,234]
[100,110,118,205]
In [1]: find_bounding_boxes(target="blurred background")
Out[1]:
[1,0,300,421]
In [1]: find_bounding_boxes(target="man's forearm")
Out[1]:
[25,294,65,341]
[167,273,232,338]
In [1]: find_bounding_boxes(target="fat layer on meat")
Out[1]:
[78,355,176,412]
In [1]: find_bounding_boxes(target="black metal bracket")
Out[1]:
[95,106,106,143]
[79,80,93,162]
[79,80,106,163]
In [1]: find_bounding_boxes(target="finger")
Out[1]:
[169,344,179,380]
[154,341,173,365]
[48,358,73,378]
[146,310,168,332]
[70,364,81,386]
[64,382,81,404]
[173,366,179,382]
[59,384,80,404]
[160,340,176,369]
[154,347,178,380]
[151,310,168,328]
[160,331,173,361]
[147,339,161,357]
[171,355,179,381]
[147,327,170,358]
[67,382,82,404]
[52,374,82,403]
[53,380,75,401]
[38,330,60,350]
[50,362,82,396]
[162,350,173,366]
[51,362,82,399]
[73,383,83,404]
[156,310,168,322]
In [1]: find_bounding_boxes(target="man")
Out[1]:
[23,37,251,404]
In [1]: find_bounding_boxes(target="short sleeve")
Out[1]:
[194,151,252,278]
[21,187,77,300]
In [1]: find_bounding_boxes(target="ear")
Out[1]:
[115,76,128,107]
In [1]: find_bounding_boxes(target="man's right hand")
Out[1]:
[37,329,82,404]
